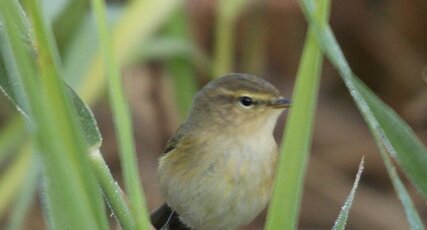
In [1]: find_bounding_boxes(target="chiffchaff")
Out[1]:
[151,73,290,230]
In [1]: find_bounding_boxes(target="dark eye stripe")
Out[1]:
[216,93,269,107]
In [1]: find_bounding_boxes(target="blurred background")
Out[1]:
[1,0,427,229]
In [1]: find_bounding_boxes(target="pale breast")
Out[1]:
[158,133,277,230]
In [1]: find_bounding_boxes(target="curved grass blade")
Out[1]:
[67,85,102,148]
[5,152,39,230]
[90,150,136,230]
[376,138,425,229]
[51,0,89,54]
[163,8,197,119]
[300,0,427,227]
[90,0,150,228]
[1,53,102,148]
[265,0,330,229]
[0,117,25,161]
[0,3,102,148]
[81,0,182,103]
[212,0,250,77]
[332,157,364,230]
[1,0,109,228]
[0,145,32,218]
[62,5,122,90]
[301,0,427,200]
[133,37,206,65]
[24,0,109,227]
[1,1,146,229]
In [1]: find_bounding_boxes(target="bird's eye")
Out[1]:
[239,96,253,108]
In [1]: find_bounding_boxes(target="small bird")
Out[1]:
[151,73,290,230]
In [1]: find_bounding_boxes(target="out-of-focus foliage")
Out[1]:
[266,0,329,228]
[0,0,426,229]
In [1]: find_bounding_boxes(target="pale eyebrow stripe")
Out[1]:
[219,88,274,101]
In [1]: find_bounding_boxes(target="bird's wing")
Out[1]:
[151,125,191,230]
[163,125,185,154]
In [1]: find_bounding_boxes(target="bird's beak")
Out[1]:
[270,97,291,109]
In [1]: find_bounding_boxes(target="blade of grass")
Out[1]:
[301,0,427,199]
[5,151,39,230]
[62,5,123,90]
[67,85,103,148]
[90,149,136,230]
[29,4,111,226]
[1,2,135,228]
[0,0,31,110]
[0,144,32,217]
[241,5,266,75]
[132,37,209,67]
[81,0,182,103]
[1,0,109,228]
[212,0,249,77]
[23,0,103,149]
[52,0,88,54]
[1,1,135,228]
[0,117,25,161]
[376,138,425,229]
[0,32,31,115]
[332,157,364,230]
[163,8,197,119]
[128,36,210,79]
[90,0,150,229]
[265,0,330,229]
[300,0,427,227]
[1,63,102,148]
[0,1,102,148]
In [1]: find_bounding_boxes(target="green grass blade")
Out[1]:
[212,0,249,77]
[52,0,88,54]
[66,85,102,148]
[27,0,110,225]
[163,8,197,119]
[129,36,210,82]
[301,0,427,200]
[0,117,25,161]
[332,158,364,230]
[377,139,425,229]
[1,0,109,228]
[301,0,427,227]
[0,63,102,148]
[265,0,330,229]
[62,5,122,91]
[5,152,39,230]
[81,0,182,103]
[0,1,102,148]
[1,1,143,228]
[241,8,266,75]
[0,31,31,114]
[0,145,32,217]
[90,150,136,230]
[90,0,150,229]
[23,0,103,150]
[0,0,31,109]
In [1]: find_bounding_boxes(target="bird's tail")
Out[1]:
[150,203,191,230]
